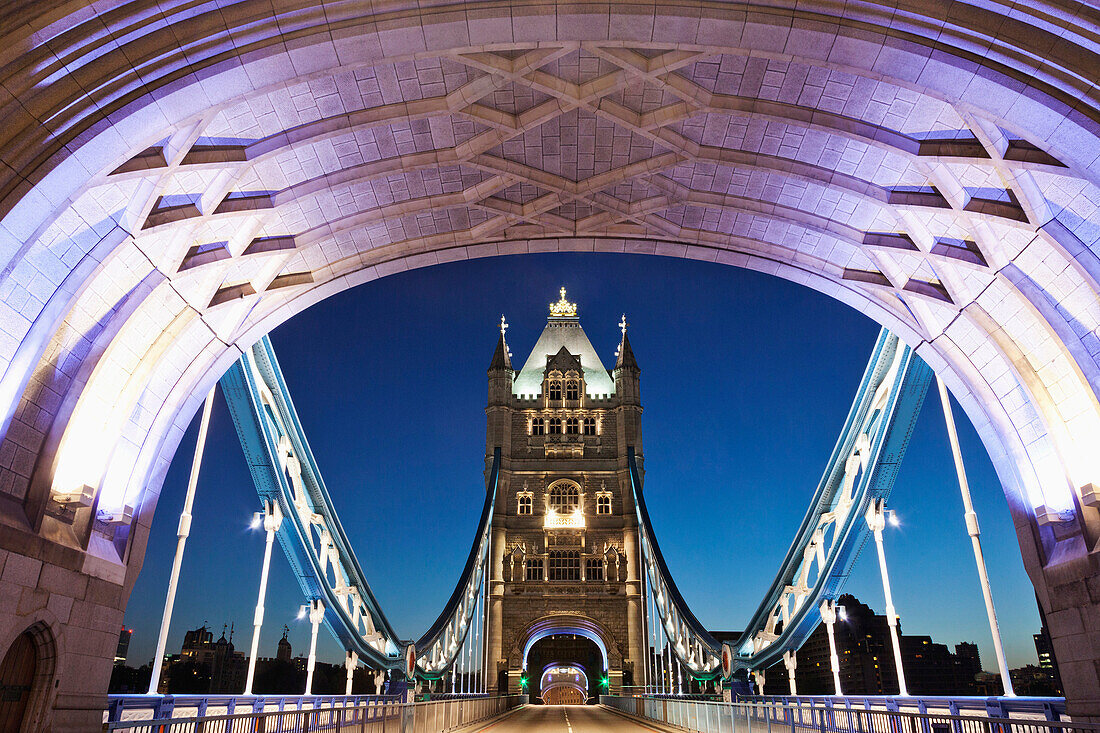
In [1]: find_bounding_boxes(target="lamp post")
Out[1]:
[820,600,843,695]
[244,500,282,694]
[148,387,216,695]
[302,600,326,694]
[865,499,908,696]
[935,376,1015,696]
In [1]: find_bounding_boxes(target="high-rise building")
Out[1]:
[114,627,132,666]
[1033,624,1063,694]
[485,290,646,697]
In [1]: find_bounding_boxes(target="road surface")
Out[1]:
[475,704,662,732]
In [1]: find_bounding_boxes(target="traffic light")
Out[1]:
[520,675,528,688]
[600,675,609,688]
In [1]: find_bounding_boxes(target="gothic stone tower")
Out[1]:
[485,289,646,696]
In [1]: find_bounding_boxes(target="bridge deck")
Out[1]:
[471,704,660,732]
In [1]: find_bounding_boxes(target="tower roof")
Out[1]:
[513,288,615,398]
[615,332,638,370]
[489,315,513,371]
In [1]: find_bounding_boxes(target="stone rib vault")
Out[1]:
[0,1,1097,728]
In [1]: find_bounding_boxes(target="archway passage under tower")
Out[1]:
[526,635,604,704]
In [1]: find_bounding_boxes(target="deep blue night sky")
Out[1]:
[122,253,1042,673]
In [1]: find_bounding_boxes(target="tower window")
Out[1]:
[525,559,544,581]
[583,417,596,435]
[548,551,581,581]
[548,482,580,512]
[565,380,579,400]
[585,558,604,581]
[531,418,545,436]
[565,417,579,434]
[549,380,562,401]
[596,492,612,514]
[517,492,533,515]
[548,418,563,434]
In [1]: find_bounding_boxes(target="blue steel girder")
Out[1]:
[726,328,932,674]
[220,336,499,677]
[220,337,405,668]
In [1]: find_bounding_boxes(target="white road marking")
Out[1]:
[564,707,573,733]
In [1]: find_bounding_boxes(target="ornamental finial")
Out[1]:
[619,314,628,336]
[549,287,577,318]
[500,314,508,337]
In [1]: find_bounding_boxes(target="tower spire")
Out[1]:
[489,315,513,371]
[615,314,637,370]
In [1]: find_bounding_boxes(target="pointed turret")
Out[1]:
[613,315,642,454]
[615,331,638,371]
[487,316,515,460]
[489,330,513,372]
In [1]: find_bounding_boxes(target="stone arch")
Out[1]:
[0,0,1098,720]
[512,614,623,672]
[0,621,59,733]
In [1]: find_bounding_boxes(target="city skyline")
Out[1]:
[122,253,1043,675]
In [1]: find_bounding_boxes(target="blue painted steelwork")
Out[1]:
[221,337,403,667]
[728,328,932,673]
[626,329,931,679]
[221,336,498,676]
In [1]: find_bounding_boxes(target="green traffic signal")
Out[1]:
[520,675,528,688]
[600,675,609,687]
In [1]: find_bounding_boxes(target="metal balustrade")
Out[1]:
[105,694,402,724]
[741,697,1067,722]
[104,694,527,732]
[600,697,1095,733]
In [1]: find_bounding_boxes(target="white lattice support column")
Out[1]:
[820,600,843,696]
[783,651,797,695]
[304,600,326,695]
[345,651,358,696]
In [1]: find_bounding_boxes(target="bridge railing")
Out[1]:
[600,697,1096,733]
[105,693,401,723]
[104,694,527,732]
[740,696,1067,722]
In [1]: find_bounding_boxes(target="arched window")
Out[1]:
[531,418,545,436]
[548,550,581,581]
[583,417,596,435]
[565,380,579,400]
[525,559,544,581]
[585,558,604,581]
[596,492,612,514]
[548,380,562,401]
[548,418,563,434]
[547,482,580,512]
[517,492,533,515]
[565,417,579,434]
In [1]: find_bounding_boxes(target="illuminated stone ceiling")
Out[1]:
[0,7,1098,695]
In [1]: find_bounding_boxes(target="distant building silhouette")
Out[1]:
[763,594,982,695]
